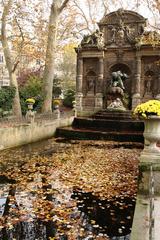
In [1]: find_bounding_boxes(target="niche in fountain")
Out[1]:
[107,70,128,111]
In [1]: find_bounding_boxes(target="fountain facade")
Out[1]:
[75,9,160,115]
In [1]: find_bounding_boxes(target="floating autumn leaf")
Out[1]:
[0,139,140,238]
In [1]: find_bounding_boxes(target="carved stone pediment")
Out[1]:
[99,9,146,25]
[98,9,147,47]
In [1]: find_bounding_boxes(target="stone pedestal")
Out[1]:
[54,108,60,119]
[26,110,35,124]
[140,151,160,164]
[140,116,160,164]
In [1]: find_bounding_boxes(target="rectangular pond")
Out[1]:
[0,138,142,240]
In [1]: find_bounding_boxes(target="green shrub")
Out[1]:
[0,86,16,116]
[19,75,43,114]
[63,89,75,108]
[53,75,62,98]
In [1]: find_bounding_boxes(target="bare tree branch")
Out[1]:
[12,60,19,73]
[15,17,24,42]
[72,0,92,33]
[59,0,70,12]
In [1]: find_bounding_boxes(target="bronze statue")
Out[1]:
[111,71,128,90]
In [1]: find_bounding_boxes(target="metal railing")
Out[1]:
[149,164,155,240]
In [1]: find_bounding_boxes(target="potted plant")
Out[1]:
[25,98,35,110]
[133,100,160,153]
[53,99,61,110]
[133,100,160,119]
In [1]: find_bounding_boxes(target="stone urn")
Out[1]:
[26,98,35,110]
[133,100,160,162]
[140,116,160,163]
[27,103,34,110]
[143,116,160,153]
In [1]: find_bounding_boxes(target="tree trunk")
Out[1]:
[1,0,22,117]
[41,2,59,113]
[42,0,70,113]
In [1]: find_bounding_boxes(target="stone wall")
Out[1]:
[0,116,74,150]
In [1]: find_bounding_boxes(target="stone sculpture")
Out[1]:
[107,71,128,111]
[111,71,128,90]
[80,30,103,48]
[107,97,126,111]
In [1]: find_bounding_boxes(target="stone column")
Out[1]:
[155,74,160,100]
[95,58,104,110]
[76,58,83,93]
[75,57,83,112]
[132,56,141,109]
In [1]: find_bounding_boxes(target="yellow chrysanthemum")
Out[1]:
[26,98,35,104]
[133,100,160,119]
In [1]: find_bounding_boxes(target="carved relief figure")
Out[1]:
[108,21,137,45]
[106,9,147,46]
[138,23,145,35]
[117,27,125,43]
[108,25,116,43]
[87,76,95,93]
[80,30,103,48]
[125,24,137,43]
[117,8,125,24]
[92,30,102,45]
[144,75,152,94]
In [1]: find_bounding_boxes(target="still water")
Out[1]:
[0,138,140,240]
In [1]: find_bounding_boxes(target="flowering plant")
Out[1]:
[133,100,160,119]
[25,98,35,104]
[53,99,61,105]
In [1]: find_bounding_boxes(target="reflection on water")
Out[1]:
[72,191,134,240]
[0,183,134,240]
[0,139,138,240]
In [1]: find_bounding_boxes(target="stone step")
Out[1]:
[93,114,133,120]
[73,117,144,132]
[93,110,133,120]
[56,126,144,142]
